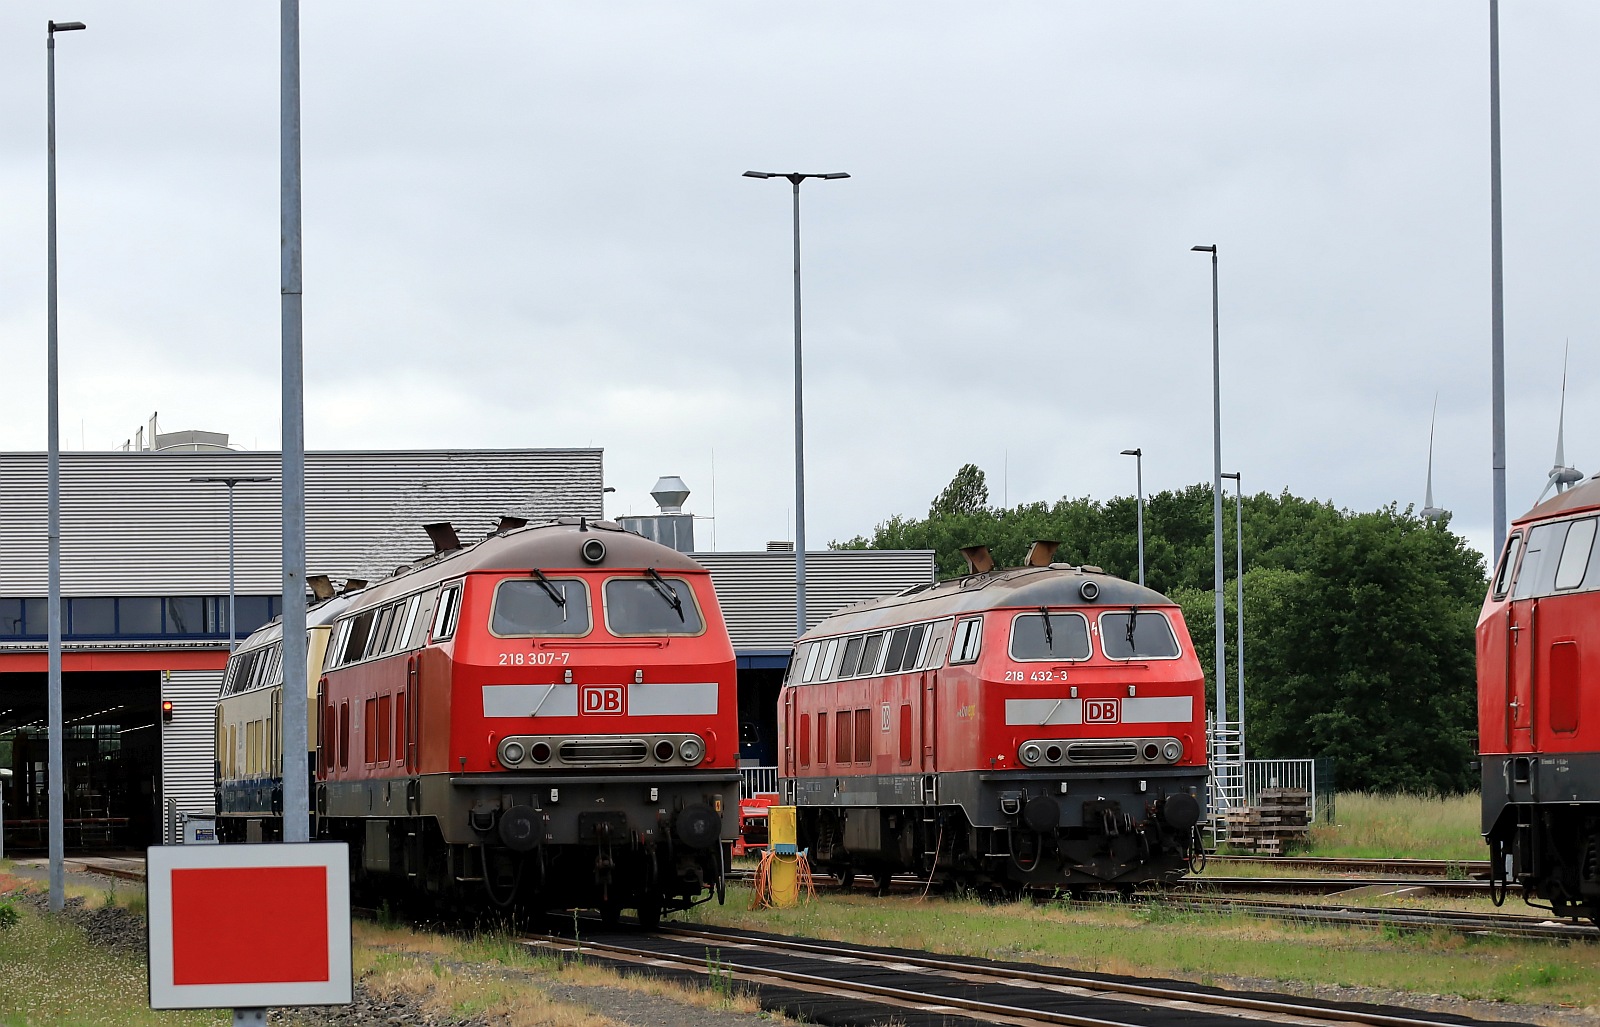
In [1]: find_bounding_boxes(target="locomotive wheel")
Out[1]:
[833,867,857,890]
[637,898,662,930]
[873,869,894,896]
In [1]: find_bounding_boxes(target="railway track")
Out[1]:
[1129,893,1599,942]
[1206,856,1490,878]
[528,920,1510,1027]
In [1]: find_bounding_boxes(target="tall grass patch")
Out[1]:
[1310,792,1484,859]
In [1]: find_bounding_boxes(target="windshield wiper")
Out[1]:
[529,568,569,622]
[1125,605,1139,650]
[645,567,686,622]
[1039,605,1054,651]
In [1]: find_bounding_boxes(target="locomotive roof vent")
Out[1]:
[340,577,367,595]
[424,521,462,554]
[1024,540,1060,567]
[651,476,691,513]
[495,514,529,535]
[1080,565,1105,574]
[959,544,995,575]
[307,574,336,601]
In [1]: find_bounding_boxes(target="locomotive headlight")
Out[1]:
[654,739,677,762]
[1020,743,1042,765]
[529,741,552,764]
[501,740,526,766]
[1162,740,1182,762]
[678,737,704,765]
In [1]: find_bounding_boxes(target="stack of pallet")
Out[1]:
[1223,787,1311,855]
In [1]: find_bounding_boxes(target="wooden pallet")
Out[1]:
[1222,788,1311,855]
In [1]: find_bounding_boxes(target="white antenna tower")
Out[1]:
[1536,342,1584,504]
[1420,393,1447,522]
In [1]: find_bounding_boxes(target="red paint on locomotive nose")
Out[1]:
[170,866,330,985]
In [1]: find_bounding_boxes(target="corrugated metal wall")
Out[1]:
[692,550,936,650]
[0,449,604,594]
[160,668,223,828]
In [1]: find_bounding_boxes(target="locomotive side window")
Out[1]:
[364,698,378,765]
[491,578,592,636]
[802,642,824,682]
[951,617,983,665]
[398,594,424,650]
[343,610,377,663]
[817,638,840,680]
[338,701,350,770]
[798,714,811,767]
[1099,611,1181,660]
[1492,533,1522,599]
[854,708,872,763]
[839,636,865,677]
[882,627,913,674]
[836,710,853,763]
[903,623,930,671]
[858,633,886,677]
[899,704,913,764]
[1553,518,1597,591]
[603,576,706,635]
[1009,611,1091,661]
[369,605,397,658]
[432,584,463,642]
[817,711,828,764]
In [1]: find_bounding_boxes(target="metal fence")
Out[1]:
[1243,757,1329,824]
[739,766,779,798]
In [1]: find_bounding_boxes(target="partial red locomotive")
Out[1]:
[1479,480,1600,924]
[218,518,740,924]
[777,542,1207,893]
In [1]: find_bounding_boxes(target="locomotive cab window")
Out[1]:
[1553,518,1597,591]
[802,642,824,682]
[604,575,705,635]
[950,617,984,665]
[1492,533,1522,599]
[491,577,591,636]
[1099,611,1181,660]
[857,633,886,677]
[432,584,463,642]
[1009,611,1091,661]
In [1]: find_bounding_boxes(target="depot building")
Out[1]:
[0,432,931,850]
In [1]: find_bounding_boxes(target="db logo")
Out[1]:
[1084,699,1120,724]
[581,685,625,716]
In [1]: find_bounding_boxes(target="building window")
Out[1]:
[118,597,163,636]
[70,598,115,635]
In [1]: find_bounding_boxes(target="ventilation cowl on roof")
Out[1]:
[651,476,691,513]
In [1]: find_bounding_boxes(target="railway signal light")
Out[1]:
[161,700,175,723]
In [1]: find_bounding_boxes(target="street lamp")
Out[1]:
[0,768,12,862]
[190,477,274,650]
[744,170,850,639]
[45,15,86,914]
[1191,243,1227,743]
[1120,449,1145,586]
[1221,471,1245,764]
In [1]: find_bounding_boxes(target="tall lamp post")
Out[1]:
[1221,471,1245,764]
[1120,449,1145,586]
[1191,244,1227,742]
[46,16,86,914]
[1488,0,1507,559]
[190,477,274,650]
[743,169,850,639]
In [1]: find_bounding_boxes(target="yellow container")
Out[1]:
[769,805,798,854]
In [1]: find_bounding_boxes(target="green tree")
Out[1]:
[930,463,989,517]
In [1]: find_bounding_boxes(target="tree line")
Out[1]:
[834,464,1487,793]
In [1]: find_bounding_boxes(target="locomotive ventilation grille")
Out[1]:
[498,733,705,770]
[1017,736,1183,767]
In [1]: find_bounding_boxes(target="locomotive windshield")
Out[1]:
[1098,611,1180,659]
[1009,611,1090,661]
[491,578,592,636]
[604,576,705,635]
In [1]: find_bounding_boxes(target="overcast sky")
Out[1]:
[1,3,1594,563]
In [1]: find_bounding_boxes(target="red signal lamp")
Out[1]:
[161,700,175,722]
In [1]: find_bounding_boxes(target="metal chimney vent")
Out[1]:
[766,541,795,552]
[650,476,691,514]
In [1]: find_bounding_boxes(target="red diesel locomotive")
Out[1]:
[219,518,740,924]
[778,542,1207,892]
[1480,479,1600,924]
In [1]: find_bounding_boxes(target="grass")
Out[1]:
[1306,792,1485,860]
[685,883,1600,1016]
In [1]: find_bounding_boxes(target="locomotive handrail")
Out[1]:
[529,639,668,649]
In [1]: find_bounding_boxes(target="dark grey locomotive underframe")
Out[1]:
[1481,751,1600,919]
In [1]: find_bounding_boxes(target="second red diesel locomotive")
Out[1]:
[777,542,1207,893]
